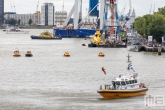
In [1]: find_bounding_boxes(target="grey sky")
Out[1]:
[4,0,165,17]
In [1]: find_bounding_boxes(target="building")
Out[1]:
[4,13,40,25]
[0,0,4,25]
[41,3,55,26]
[55,11,67,25]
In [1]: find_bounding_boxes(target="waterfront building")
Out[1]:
[0,0,4,25]
[4,13,40,26]
[55,11,67,25]
[41,3,55,26]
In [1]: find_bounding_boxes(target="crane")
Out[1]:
[35,1,40,25]
[10,2,13,12]
[13,2,16,13]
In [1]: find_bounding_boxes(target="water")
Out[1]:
[0,29,165,110]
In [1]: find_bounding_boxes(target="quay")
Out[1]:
[88,43,127,48]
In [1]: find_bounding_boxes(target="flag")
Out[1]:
[128,62,135,72]
[102,67,106,75]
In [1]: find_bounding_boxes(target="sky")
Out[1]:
[4,0,165,17]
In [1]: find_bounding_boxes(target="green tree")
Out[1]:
[157,6,165,16]
[5,18,17,25]
[28,19,33,25]
[18,19,21,25]
[134,14,165,42]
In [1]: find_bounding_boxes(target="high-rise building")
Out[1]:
[0,0,4,25]
[41,3,55,26]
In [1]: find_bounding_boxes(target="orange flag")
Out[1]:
[102,67,106,75]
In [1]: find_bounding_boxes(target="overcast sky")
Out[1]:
[4,0,165,17]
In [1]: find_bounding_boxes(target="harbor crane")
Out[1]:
[35,1,40,25]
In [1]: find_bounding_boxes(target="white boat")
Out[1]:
[97,54,148,99]
[127,36,142,52]
[5,26,29,34]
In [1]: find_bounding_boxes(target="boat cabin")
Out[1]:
[102,74,140,90]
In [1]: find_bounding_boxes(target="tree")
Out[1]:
[157,6,165,16]
[5,18,17,25]
[28,19,33,25]
[134,14,165,42]
[18,19,21,26]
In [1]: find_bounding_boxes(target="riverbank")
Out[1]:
[0,25,53,29]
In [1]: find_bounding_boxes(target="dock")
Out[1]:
[88,43,127,48]
[143,45,165,52]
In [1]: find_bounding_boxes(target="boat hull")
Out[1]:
[13,54,21,57]
[25,54,33,57]
[97,88,148,99]
[54,29,97,38]
[6,31,29,34]
[31,35,62,40]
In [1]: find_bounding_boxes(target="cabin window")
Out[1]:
[126,81,130,84]
[115,81,120,85]
[129,80,132,84]
[132,80,135,83]
[135,79,137,83]
[121,81,126,85]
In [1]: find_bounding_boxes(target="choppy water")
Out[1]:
[0,29,165,110]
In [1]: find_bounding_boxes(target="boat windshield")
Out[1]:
[115,81,120,85]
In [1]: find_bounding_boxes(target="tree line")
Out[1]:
[5,18,33,26]
[133,6,165,43]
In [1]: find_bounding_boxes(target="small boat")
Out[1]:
[25,51,33,57]
[98,52,105,57]
[82,43,86,46]
[63,52,70,57]
[6,26,29,34]
[13,49,21,57]
[31,30,62,40]
[97,54,148,99]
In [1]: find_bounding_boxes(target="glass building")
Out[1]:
[0,0,4,25]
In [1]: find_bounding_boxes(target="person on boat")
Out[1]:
[112,81,116,90]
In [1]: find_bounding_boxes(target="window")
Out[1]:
[126,81,130,84]
[115,81,120,85]
[129,80,132,84]
[121,81,126,85]
[132,80,135,83]
[135,79,137,83]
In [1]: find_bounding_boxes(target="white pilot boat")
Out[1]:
[97,54,148,99]
[5,26,29,34]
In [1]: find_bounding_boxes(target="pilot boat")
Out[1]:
[97,54,148,99]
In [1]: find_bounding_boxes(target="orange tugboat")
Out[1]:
[97,54,148,99]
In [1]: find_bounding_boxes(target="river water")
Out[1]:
[0,29,165,110]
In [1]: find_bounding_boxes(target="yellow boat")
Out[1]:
[13,49,21,57]
[63,52,70,57]
[98,52,105,57]
[97,54,148,99]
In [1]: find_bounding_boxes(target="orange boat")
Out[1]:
[63,52,70,57]
[98,52,105,57]
[13,49,21,57]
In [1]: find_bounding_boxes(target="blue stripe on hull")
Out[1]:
[54,29,97,38]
